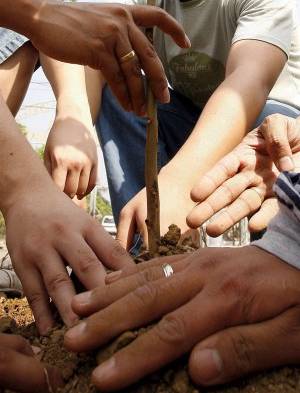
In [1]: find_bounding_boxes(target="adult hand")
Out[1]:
[44,117,98,199]
[0,333,63,392]
[187,116,300,236]
[65,246,300,391]
[4,181,134,335]
[117,169,197,250]
[19,2,190,115]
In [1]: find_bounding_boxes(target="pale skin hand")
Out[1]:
[65,246,300,391]
[0,333,63,392]
[117,40,286,248]
[44,116,98,199]
[0,96,134,335]
[188,115,300,236]
[1,1,190,116]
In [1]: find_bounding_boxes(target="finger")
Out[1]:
[187,171,254,229]
[99,54,132,112]
[248,198,279,232]
[206,188,263,237]
[260,115,294,171]
[0,334,34,357]
[77,167,91,198]
[117,41,145,116]
[65,269,203,353]
[191,152,241,203]
[51,165,68,192]
[189,306,300,386]
[0,348,63,393]
[105,253,189,284]
[117,208,137,251]
[38,250,78,327]
[129,24,169,104]
[64,169,81,199]
[59,236,106,289]
[131,6,190,49]
[84,219,134,271]
[17,267,54,335]
[73,255,190,317]
[85,165,97,197]
[89,291,229,391]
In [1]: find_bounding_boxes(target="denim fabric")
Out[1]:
[0,28,28,64]
[96,87,300,225]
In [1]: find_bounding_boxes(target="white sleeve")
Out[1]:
[232,0,293,56]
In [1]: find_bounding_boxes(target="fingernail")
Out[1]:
[278,156,294,171]
[194,349,223,383]
[74,290,92,306]
[184,34,191,48]
[161,88,170,104]
[31,345,41,355]
[105,270,122,284]
[65,321,86,341]
[93,357,116,381]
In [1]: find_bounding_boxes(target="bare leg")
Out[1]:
[0,42,38,116]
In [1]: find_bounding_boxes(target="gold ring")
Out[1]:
[120,50,136,64]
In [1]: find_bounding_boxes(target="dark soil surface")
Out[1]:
[1,226,300,392]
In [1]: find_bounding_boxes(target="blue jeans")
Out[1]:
[96,87,300,224]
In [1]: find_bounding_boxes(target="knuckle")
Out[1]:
[200,256,219,272]
[27,291,44,310]
[132,282,159,308]
[77,253,99,275]
[47,272,70,293]
[114,5,130,19]
[136,268,158,286]
[112,70,125,84]
[52,221,67,237]
[145,44,157,60]
[12,335,30,353]
[111,243,129,260]
[155,314,187,347]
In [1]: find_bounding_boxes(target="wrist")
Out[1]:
[56,97,93,126]
[0,0,41,38]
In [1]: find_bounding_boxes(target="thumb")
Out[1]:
[248,198,279,232]
[260,115,294,172]
[188,307,300,386]
[116,208,137,251]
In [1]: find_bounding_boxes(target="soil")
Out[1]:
[1,225,300,393]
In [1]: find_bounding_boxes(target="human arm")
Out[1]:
[0,94,134,334]
[0,0,190,115]
[117,39,286,248]
[188,115,300,235]
[40,54,98,199]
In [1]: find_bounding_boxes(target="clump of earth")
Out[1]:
[1,226,300,393]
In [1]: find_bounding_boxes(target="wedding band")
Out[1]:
[120,50,136,64]
[162,263,174,278]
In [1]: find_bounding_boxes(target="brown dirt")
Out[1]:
[1,225,300,393]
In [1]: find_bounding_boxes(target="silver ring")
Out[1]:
[162,263,174,278]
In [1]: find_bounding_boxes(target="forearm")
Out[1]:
[0,94,52,215]
[40,54,92,123]
[162,67,271,185]
[85,67,104,124]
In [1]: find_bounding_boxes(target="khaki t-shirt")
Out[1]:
[104,0,300,109]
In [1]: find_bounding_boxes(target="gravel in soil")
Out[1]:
[1,226,300,393]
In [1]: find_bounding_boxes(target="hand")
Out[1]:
[44,117,98,199]
[187,116,300,236]
[4,180,134,335]
[23,2,190,115]
[0,333,62,392]
[117,169,197,250]
[65,247,300,391]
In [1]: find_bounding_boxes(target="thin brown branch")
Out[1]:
[145,0,160,255]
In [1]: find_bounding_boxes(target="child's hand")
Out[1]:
[44,117,98,199]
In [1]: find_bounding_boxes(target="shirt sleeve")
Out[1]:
[232,0,293,57]
[253,172,300,269]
